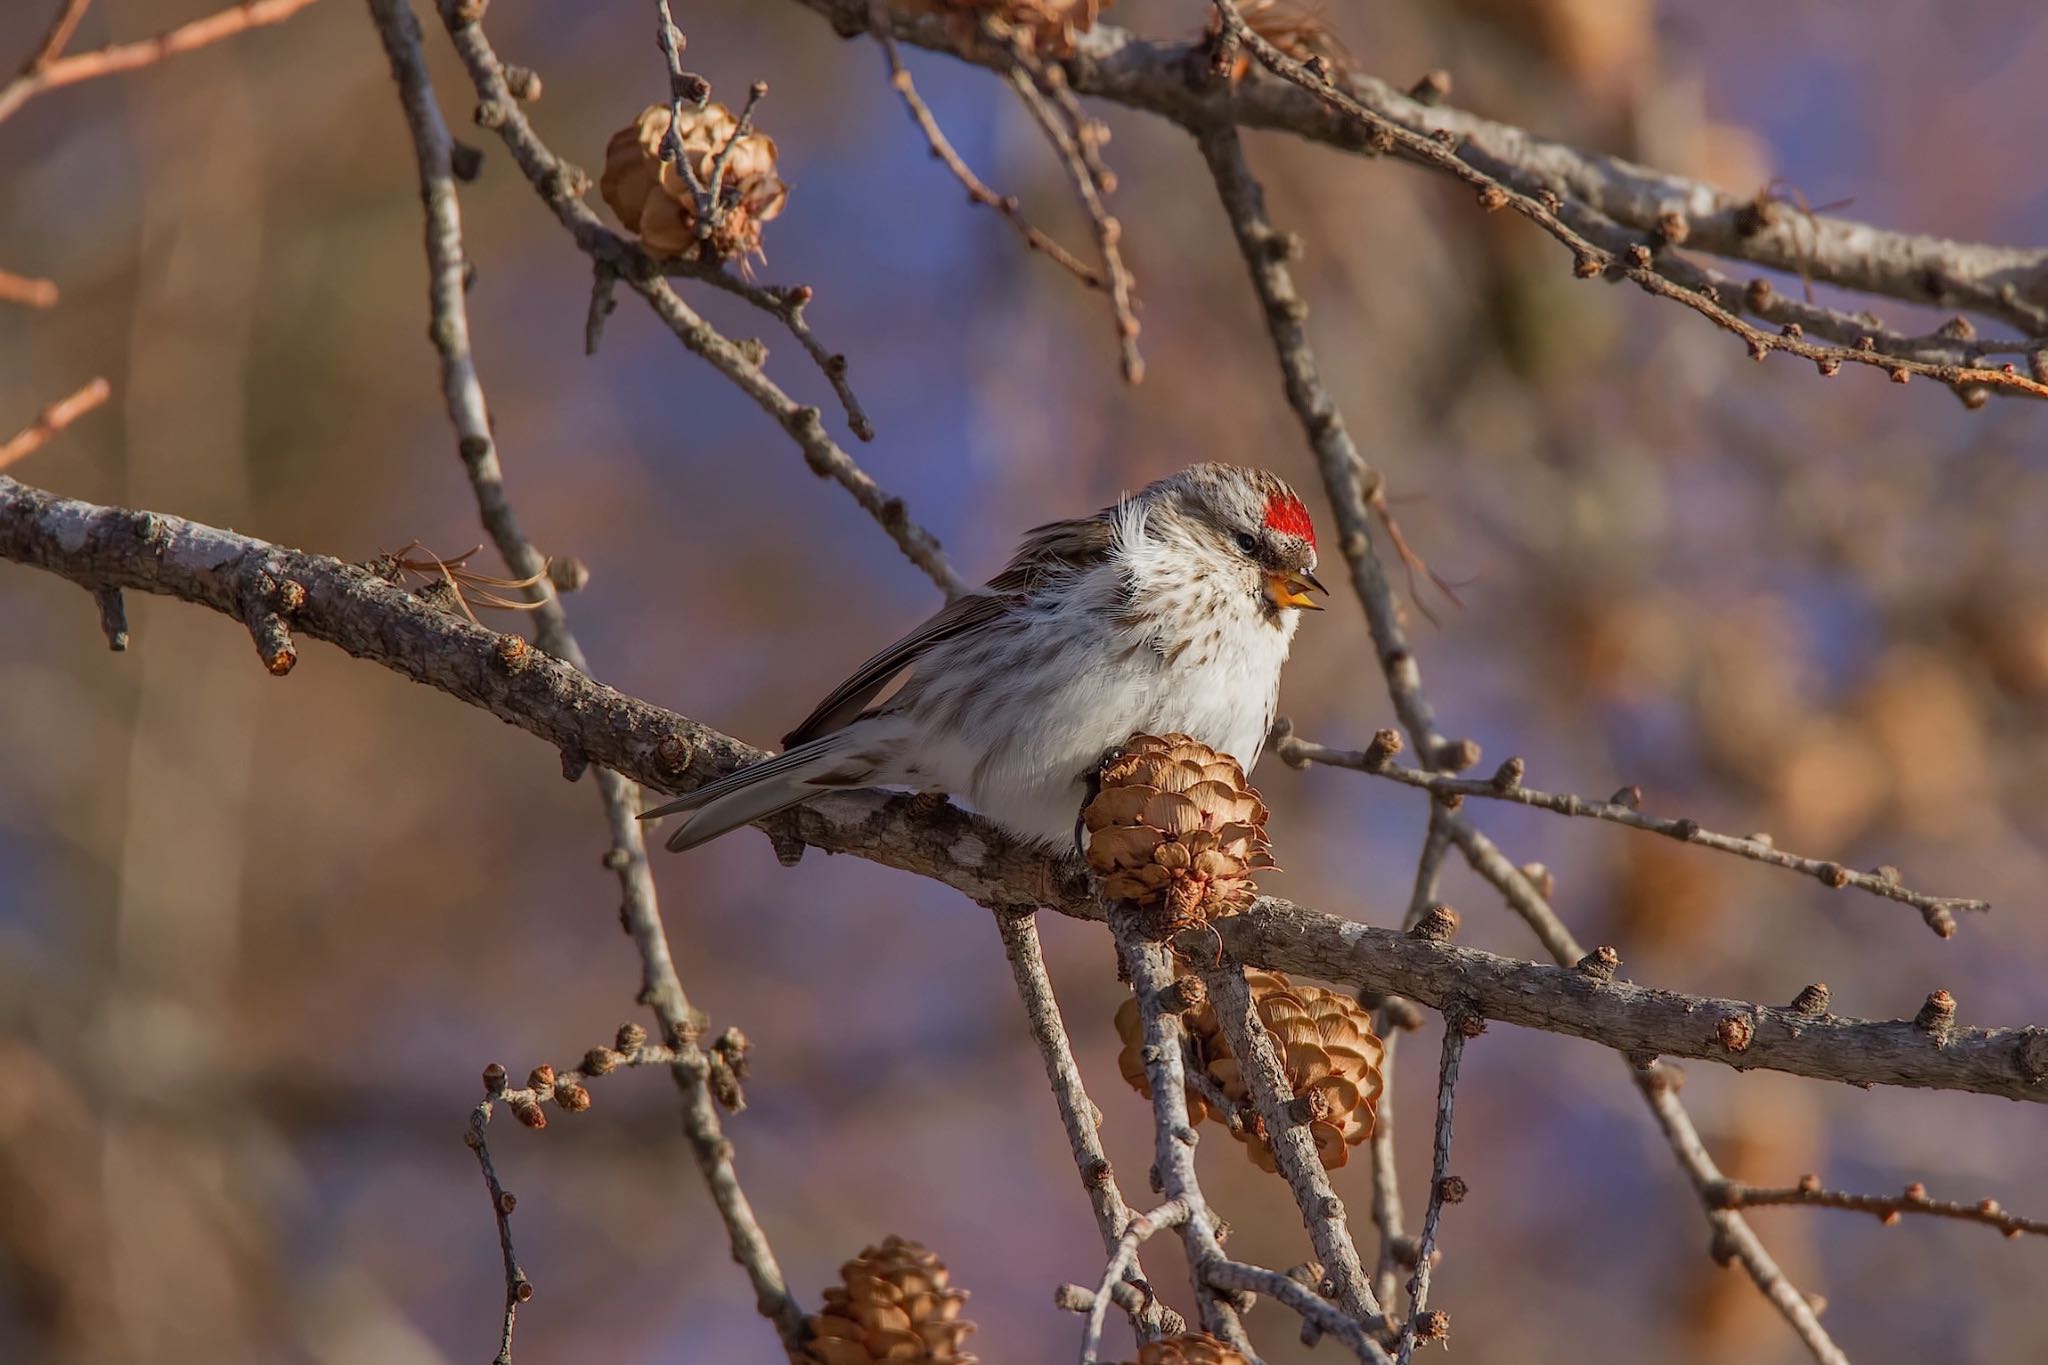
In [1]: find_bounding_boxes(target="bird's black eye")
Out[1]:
[1234,531,1260,555]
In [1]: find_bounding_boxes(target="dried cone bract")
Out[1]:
[1114,970,1384,1173]
[1125,1335,1253,1365]
[600,103,787,264]
[799,1235,977,1364]
[1084,733,1273,926]
[1207,0,1352,82]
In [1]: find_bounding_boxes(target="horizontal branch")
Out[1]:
[1710,1175,2047,1238]
[1273,726,1988,937]
[6,473,2048,1103]
[795,0,2048,337]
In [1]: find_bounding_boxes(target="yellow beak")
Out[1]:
[1264,569,1327,611]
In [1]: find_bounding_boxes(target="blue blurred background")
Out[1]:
[3,1,2046,1361]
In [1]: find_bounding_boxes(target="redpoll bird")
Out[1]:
[642,463,1325,851]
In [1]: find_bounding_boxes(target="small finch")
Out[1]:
[643,463,1324,851]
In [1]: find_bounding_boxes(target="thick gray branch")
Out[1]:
[6,474,2047,1104]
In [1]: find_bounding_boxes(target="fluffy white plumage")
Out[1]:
[644,463,1323,850]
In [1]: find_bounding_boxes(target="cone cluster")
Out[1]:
[1123,1335,1253,1365]
[600,102,787,264]
[894,0,1110,59]
[1083,734,1272,925]
[799,1236,977,1364]
[1115,970,1384,1173]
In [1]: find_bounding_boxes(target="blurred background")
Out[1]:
[4,1,2046,1361]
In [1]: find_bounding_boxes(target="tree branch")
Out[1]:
[0,0,325,127]
[432,0,967,598]
[365,0,803,1348]
[997,910,1181,1340]
[793,0,2048,344]
[9,476,2045,1101]
[1275,727,1988,938]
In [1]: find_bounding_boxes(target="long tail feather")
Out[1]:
[640,739,851,852]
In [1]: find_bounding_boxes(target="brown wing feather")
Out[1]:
[779,510,1117,749]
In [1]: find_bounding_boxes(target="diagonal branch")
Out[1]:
[1198,958,1390,1348]
[433,0,967,598]
[0,0,325,127]
[997,911,1181,1341]
[365,0,803,1349]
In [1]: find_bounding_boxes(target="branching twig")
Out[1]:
[463,1103,531,1365]
[1108,904,1253,1355]
[433,0,967,598]
[798,1,2048,355]
[997,911,1181,1340]
[0,376,109,471]
[1638,1065,1848,1365]
[1711,1176,2048,1239]
[1203,1258,1389,1361]
[1212,1,2048,404]
[1079,1197,1190,1365]
[665,262,876,441]
[367,2,804,1349]
[1004,56,1143,383]
[861,0,1104,291]
[1276,727,1989,938]
[1394,1014,1469,1365]
[0,0,324,126]
[1198,957,1392,1354]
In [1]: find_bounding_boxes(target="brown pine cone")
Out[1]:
[599,102,787,265]
[1114,970,1384,1172]
[1124,1332,1253,1365]
[798,1235,977,1364]
[1083,733,1273,926]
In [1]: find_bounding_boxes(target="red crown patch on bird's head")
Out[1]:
[1263,492,1316,546]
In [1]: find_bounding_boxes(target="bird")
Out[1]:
[642,463,1325,852]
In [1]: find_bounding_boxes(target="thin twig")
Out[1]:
[464,1103,531,1365]
[1711,1177,2048,1239]
[1278,728,1988,937]
[998,910,1181,1340]
[1441,813,1851,1365]
[1194,116,1454,767]
[0,0,325,127]
[1367,805,1452,1309]
[1005,60,1144,383]
[433,1,968,598]
[1395,1016,1468,1365]
[650,0,714,221]
[1211,1,2048,404]
[1198,957,1394,1361]
[862,0,1104,289]
[1638,1065,1849,1365]
[368,1,805,1348]
[0,376,110,471]
[23,0,94,72]
[667,261,876,441]
[1108,903,1254,1355]
[1203,1258,1390,1361]
[1079,1198,1190,1365]
[0,267,60,309]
